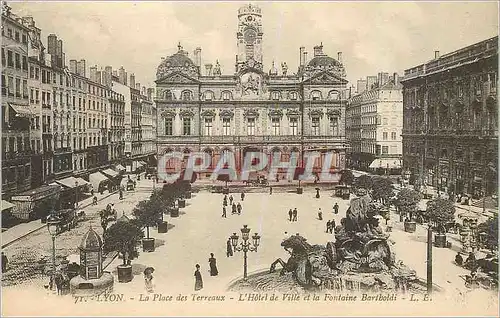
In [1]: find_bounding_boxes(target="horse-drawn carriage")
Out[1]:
[334,185,351,200]
[244,175,269,187]
[41,209,77,234]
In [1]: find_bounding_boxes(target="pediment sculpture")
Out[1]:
[286,109,301,118]
[268,109,284,119]
[160,110,176,118]
[219,109,235,118]
[200,109,216,118]
[326,109,341,118]
[243,108,260,119]
[308,109,324,118]
[179,108,195,118]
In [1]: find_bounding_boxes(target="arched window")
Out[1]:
[328,90,339,100]
[181,90,192,101]
[164,90,173,100]
[204,91,214,101]
[272,91,281,101]
[221,91,232,101]
[289,91,298,100]
[310,90,322,101]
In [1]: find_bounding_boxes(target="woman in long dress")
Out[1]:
[226,239,233,257]
[194,264,203,291]
[144,272,154,293]
[209,253,219,276]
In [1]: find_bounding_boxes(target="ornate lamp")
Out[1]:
[241,225,250,241]
[230,232,239,248]
[252,232,261,250]
[47,213,61,237]
[230,225,261,280]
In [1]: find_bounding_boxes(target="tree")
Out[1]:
[133,199,162,239]
[339,170,354,186]
[394,188,422,220]
[477,215,499,251]
[371,176,394,204]
[354,175,373,190]
[103,220,144,265]
[425,198,455,233]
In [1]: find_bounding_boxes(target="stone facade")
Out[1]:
[401,36,498,198]
[347,74,403,173]
[155,4,349,177]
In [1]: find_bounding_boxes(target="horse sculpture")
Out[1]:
[270,194,412,291]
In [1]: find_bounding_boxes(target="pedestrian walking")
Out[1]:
[232,203,237,214]
[330,219,336,233]
[288,209,293,222]
[333,203,339,214]
[292,208,298,222]
[229,195,234,205]
[194,264,203,291]
[237,202,242,214]
[93,195,98,205]
[208,253,219,276]
[326,220,331,233]
[222,206,227,218]
[269,186,273,195]
[223,196,228,207]
[241,192,245,201]
[226,238,233,257]
[318,208,323,221]
[1,252,8,273]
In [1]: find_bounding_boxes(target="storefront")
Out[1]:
[88,172,110,194]
[53,176,81,209]
[10,184,61,221]
[101,169,122,192]
[1,200,16,227]
[368,158,402,175]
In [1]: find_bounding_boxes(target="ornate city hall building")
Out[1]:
[155,4,349,178]
[401,36,498,198]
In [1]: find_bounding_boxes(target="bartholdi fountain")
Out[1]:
[228,191,429,294]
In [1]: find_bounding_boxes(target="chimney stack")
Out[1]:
[393,72,399,84]
[141,86,146,96]
[434,50,440,59]
[104,66,113,87]
[303,51,308,65]
[299,47,305,66]
[96,69,102,84]
[194,47,202,67]
[56,40,63,67]
[136,83,141,91]
[205,63,213,76]
[119,66,127,85]
[69,59,78,74]
[337,52,343,63]
[130,73,136,89]
[112,70,118,77]
[47,34,57,55]
[147,88,154,101]
[77,59,86,77]
[90,65,98,82]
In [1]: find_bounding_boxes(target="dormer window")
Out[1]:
[182,90,192,101]
[204,91,214,101]
[222,91,231,101]
[272,91,280,101]
[311,90,322,101]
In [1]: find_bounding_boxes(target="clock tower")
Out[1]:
[236,4,263,73]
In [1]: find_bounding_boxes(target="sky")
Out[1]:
[10,1,499,89]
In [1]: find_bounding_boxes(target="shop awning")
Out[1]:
[369,158,402,169]
[102,168,119,178]
[114,164,126,172]
[88,172,109,190]
[136,161,144,168]
[9,103,35,118]
[11,184,61,202]
[55,176,79,189]
[75,177,91,187]
[1,200,15,211]
[139,161,147,165]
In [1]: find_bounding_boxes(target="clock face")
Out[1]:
[244,29,257,44]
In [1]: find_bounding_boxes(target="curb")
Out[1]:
[2,190,119,249]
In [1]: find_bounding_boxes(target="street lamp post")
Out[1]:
[75,181,79,209]
[46,213,61,291]
[426,225,433,294]
[230,225,261,280]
